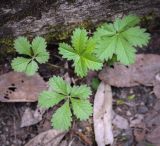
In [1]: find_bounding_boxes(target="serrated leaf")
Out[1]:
[94,15,150,65]
[74,57,88,77]
[116,36,136,65]
[25,60,38,75]
[95,35,118,61]
[11,57,38,75]
[14,37,31,56]
[71,85,92,99]
[51,101,72,130]
[118,15,140,31]
[35,51,50,63]
[32,36,47,55]
[71,28,88,53]
[71,98,92,120]
[122,26,150,47]
[11,57,31,73]
[59,43,77,61]
[38,91,65,108]
[49,76,71,95]
[59,28,103,77]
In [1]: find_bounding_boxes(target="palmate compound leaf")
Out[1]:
[59,28,103,77]
[11,36,49,75]
[94,15,150,65]
[11,57,38,76]
[51,101,72,130]
[71,98,93,120]
[38,76,93,130]
[14,37,31,56]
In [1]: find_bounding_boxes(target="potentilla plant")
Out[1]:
[38,76,92,130]
[10,15,150,131]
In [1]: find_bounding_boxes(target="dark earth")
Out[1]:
[0,16,160,146]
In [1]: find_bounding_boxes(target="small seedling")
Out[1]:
[11,36,49,75]
[94,15,150,65]
[38,76,92,130]
[58,28,103,77]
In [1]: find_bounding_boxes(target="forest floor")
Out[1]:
[0,17,160,146]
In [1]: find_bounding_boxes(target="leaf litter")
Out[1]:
[0,72,47,102]
[99,54,160,145]
[99,54,160,98]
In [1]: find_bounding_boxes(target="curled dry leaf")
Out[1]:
[93,82,113,146]
[0,72,47,102]
[21,106,46,127]
[99,54,160,98]
[25,129,66,146]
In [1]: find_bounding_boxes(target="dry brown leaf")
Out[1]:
[0,72,47,102]
[99,54,160,98]
[93,82,113,146]
[146,126,160,145]
[25,129,66,146]
[21,106,46,127]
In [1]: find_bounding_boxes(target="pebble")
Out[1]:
[137,106,148,114]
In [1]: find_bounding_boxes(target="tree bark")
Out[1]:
[0,0,160,43]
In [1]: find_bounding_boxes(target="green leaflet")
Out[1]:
[59,28,103,77]
[11,36,49,75]
[94,15,150,65]
[14,37,31,56]
[71,98,93,120]
[38,76,92,130]
[51,101,72,130]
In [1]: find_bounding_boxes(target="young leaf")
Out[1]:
[70,85,91,99]
[59,28,103,77]
[32,36,47,55]
[14,37,31,56]
[11,57,38,76]
[49,76,71,95]
[51,101,72,130]
[11,57,31,73]
[71,98,93,120]
[38,91,65,108]
[35,51,49,64]
[11,36,49,76]
[25,60,39,76]
[94,15,150,65]
[38,76,93,130]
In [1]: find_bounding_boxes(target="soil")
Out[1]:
[0,17,160,146]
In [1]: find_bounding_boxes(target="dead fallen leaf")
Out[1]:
[99,54,160,87]
[93,82,113,146]
[0,72,47,102]
[112,112,129,130]
[99,54,160,98]
[21,106,46,127]
[25,129,66,146]
[146,126,160,145]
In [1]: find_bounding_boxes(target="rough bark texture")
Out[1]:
[0,0,160,50]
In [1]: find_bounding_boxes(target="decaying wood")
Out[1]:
[0,0,160,40]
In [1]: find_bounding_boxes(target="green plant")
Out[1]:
[11,36,49,75]
[94,15,150,65]
[38,76,92,130]
[58,28,103,77]
[10,14,151,131]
